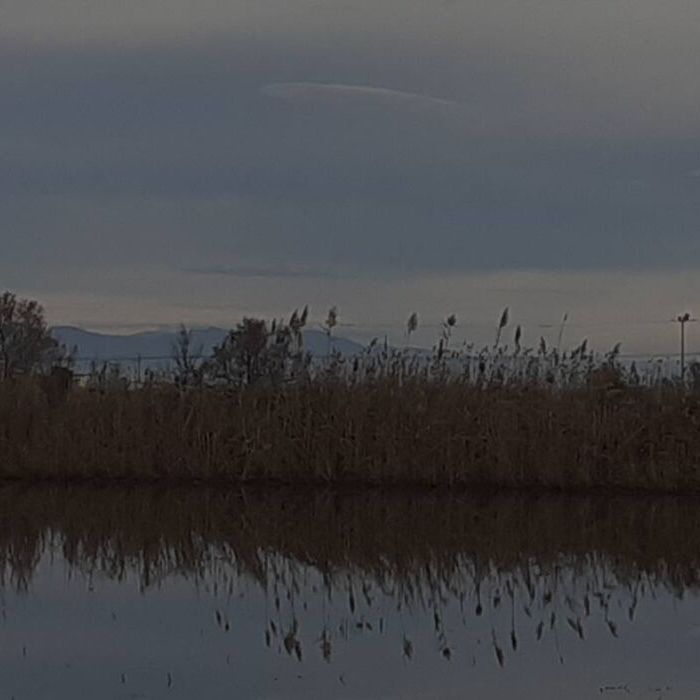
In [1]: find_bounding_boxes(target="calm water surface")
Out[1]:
[1,486,700,699]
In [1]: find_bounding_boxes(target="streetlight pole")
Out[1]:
[676,312,695,381]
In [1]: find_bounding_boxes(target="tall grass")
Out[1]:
[2,361,700,489]
[2,301,699,489]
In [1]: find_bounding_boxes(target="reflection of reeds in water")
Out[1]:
[1,486,699,665]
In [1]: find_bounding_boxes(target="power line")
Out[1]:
[335,319,679,330]
[69,350,700,364]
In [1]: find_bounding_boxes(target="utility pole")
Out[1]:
[676,312,695,381]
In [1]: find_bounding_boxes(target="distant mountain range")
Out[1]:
[51,326,364,369]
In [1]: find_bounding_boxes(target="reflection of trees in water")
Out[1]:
[1,486,699,666]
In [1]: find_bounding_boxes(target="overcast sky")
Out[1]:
[2,0,700,352]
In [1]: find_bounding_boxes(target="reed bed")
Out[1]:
[1,370,700,490]
[2,294,698,490]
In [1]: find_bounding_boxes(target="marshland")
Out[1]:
[4,292,700,697]
[2,292,700,491]
[8,0,700,694]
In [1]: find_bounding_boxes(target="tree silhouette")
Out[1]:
[0,291,62,379]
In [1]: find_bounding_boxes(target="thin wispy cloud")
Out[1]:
[184,263,359,280]
[261,82,461,111]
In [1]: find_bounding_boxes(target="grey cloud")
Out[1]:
[2,2,700,302]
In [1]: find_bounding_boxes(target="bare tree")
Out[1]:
[0,291,62,378]
[171,325,203,386]
[406,311,418,345]
[322,306,338,357]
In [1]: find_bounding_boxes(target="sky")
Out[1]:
[2,0,700,353]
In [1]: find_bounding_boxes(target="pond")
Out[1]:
[1,486,699,699]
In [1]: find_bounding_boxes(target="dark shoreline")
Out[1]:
[3,473,700,498]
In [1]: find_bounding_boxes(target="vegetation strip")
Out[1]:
[2,378,700,490]
[2,290,700,491]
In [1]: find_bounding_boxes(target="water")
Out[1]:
[1,486,699,699]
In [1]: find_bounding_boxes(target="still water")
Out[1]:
[1,486,700,699]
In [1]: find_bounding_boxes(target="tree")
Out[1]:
[171,324,203,386]
[322,306,338,357]
[406,311,418,344]
[0,291,61,378]
[212,318,269,385]
[210,310,310,386]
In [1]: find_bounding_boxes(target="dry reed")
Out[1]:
[1,373,700,490]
